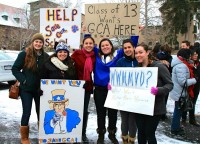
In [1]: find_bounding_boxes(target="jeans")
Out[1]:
[94,86,118,130]
[135,114,160,144]
[171,101,182,131]
[20,90,40,126]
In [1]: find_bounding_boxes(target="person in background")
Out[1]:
[71,36,96,143]
[170,49,196,136]
[181,49,200,127]
[181,40,190,49]
[134,44,173,144]
[93,38,124,144]
[116,39,138,144]
[12,33,49,144]
[151,43,161,58]
[42,42,77,80]
[156,44,173,120]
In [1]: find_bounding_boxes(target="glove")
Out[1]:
[107,83,111,90]
[150,87,158,95]
[83,82,88,89]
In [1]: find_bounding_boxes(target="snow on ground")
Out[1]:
[1,89,197,143]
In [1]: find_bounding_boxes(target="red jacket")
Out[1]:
[71,50,95,92]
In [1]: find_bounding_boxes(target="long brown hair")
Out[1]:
[23,43,44,72]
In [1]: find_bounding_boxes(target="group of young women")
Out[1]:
[12,33,173,144]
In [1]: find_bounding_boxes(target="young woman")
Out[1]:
[170,49,197,135]
[93,38,124,144]
[116,39,138,144]
[12,33,49,144]
[134,44,173,144]
[71,36,96,142]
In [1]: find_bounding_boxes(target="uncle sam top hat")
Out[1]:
[49,89,68,103]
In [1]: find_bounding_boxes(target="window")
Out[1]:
[14,18,20,23]
[2,15,8,21]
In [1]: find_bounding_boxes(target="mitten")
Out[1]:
[150,87,158,95]
[107,83,111,90]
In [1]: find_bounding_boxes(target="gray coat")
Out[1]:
[150,61,173,115]
[169,56,196,101]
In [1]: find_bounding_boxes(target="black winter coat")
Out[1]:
[42,56,77,80]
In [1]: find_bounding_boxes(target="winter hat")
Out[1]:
[56,42,69,53]
[31,33,44,43]
[177,49,191,60]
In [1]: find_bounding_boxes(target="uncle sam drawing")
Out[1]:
[43,89,80,134]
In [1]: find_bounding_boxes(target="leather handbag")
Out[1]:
[178,81,193,111]
[9,80,20,99]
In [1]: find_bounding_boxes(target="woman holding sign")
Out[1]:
[134,44,173,144]
[116,39,138,144]
[93,38,124,144]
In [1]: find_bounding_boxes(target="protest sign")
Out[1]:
[85,3,140,36]
[39,79,85,143]
[40,8,81,49]
[104,67,158,116]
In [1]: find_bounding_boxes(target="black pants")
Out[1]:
[135,114,161,144]
[94,86,118,130]
[182,82,200,120]
[20,90,40,126]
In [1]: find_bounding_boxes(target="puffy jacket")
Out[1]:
[169,56,196,101]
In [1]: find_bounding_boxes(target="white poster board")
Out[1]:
[40,8,81,49]
[39,79,85,143]
[104,67,158,116]
[85,3,140,36]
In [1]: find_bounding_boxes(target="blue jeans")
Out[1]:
[171,101,182,131]
[20,90,40,126]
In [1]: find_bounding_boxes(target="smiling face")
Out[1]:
[135,46,149,65]
[83,37,94,52]
[33,39,43,51]
[57,50,68,61]
[100,40,112,55]
[123,42,135,57]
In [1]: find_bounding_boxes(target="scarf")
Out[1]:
[178,56,194,98]
[82,48,94,81]
[51,57,68,71]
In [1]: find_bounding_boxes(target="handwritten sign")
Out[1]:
[104,67,158,116]
[39,79,85,143]
[85,3,140,36]
[40,8,81,49]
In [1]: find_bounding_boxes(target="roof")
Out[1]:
[0,4,24,28]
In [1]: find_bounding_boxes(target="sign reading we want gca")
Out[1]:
[85,3,140,36]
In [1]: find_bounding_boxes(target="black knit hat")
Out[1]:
[177,49,191,60]
[31,33,44,43]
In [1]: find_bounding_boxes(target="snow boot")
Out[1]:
[96,128,106,144]
[20,126,30,144]
[128,135,136,144]
[108,127,119,144]
[82,112,89,142]
[121,135,128,144]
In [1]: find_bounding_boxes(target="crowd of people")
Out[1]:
[11,33,200,144]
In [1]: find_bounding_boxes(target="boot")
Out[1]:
[189,119,200,127]
[20,126,31,144]
[107,128,119,144]
[121,135,128,144]
[96,128,106,144]
[128,135,136,144]
[82,112,89,142]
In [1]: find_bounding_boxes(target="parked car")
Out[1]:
[0,50,16,85]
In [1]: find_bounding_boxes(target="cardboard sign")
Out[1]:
[40,8,81,49]
[85,3,140,36]
[104,67,158,116]
[39,79,85,143]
